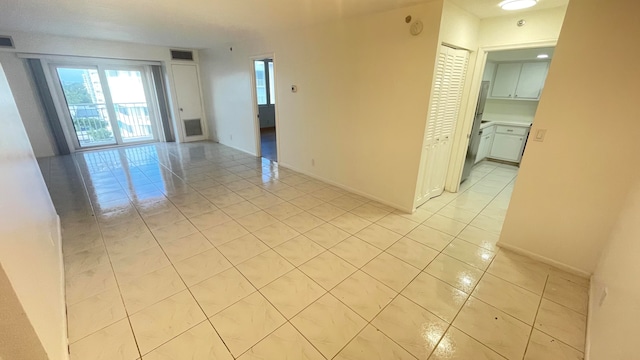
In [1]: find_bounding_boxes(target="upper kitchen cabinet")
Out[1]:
[490,61,549,100]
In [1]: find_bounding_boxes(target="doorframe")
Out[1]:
[249,53,280,160]
[444,40,558,193]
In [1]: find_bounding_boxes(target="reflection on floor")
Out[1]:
[260,127,277,162]
[40,144,588,360]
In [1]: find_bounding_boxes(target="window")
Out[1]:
[254,59,275,105]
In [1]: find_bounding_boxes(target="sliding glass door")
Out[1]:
[55,64,158,149]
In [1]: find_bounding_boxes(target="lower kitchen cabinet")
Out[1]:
[490,132,526,162]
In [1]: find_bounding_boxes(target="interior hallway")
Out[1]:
[42,142,588,360]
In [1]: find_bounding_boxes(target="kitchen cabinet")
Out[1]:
[490,61,549,100]
[475,125,495,163]
[489,125,529,162]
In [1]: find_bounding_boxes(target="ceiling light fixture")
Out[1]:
[499,0,538,11]
[537,54,549,59]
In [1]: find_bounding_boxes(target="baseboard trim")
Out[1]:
[278,161,412,213]
[584,278,595,360]
[496,242,592,278]
[216,141,258,157]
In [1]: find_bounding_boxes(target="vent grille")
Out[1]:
[184,119,203,137]
[171,50,194,61]
[0,36,14,48]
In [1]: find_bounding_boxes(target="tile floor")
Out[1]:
[39,142,589,360]
[260,128,277,162]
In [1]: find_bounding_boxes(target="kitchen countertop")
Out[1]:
[480,120,532,129]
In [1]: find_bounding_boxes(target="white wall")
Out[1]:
[589,179,640,359]
[0,63,67,359]
[201,1,445,211]
[0,30,197,157]
[498,0,640,275]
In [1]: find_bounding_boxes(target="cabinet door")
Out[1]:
[491,63,521,98]
[515,62,549,99]
[476,133,492,163]
[490,133,525,162]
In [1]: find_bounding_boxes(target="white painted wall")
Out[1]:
[0,63,67,359]
[0,30,199,157]
[200,1,445,211]
[498,0,640,274]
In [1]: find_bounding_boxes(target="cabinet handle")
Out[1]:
[507,129,513,132]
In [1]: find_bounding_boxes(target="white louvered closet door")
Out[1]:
[416,45,469,206]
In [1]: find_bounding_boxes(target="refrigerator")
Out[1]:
[460,81,490,183]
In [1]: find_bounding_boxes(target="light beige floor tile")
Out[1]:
[119,265,186,314]
[291,294,367,358]
[543,275,589,315]
[405,225,454,251]
[524,329,585,360]
[101,218,148,243]
[330,213,372,234]
[394,208,434,223]
[260,269,325,319]
[351,203,392,222]
[175,200,218,218]
[372,295,448,359]
[263,202,304,220]
[307,202,347,221]
[453,297,531,360]
[429,327,507,360]
[362,252,421,292]
[217,234,269,265]
[331,270,396,321]
[547,267,590,288]
[402,272,468,323]
[299,251,357,290]
[143,209,186,230]
[376,214,420,235]
[310,188,345,202]
[174,248,233,286]
[69,319,139,360]
[487,251,549,295]
[150,219,198,244]
[442,239,496,270]
[239,323,325,360]
[211,292,286,357]
[288,195,326,210]
[252,222,300,247]
[457,225,500,252]
[144,321,233,360]
[104,231,158,260]
[237,250,295,288]
[236,211,279,232]
[281,212,325,233]
[200,220,250,246]
[210,192,246,208]
[249,193,286,209]
[473,273,540,325]
[425,254,484,294]
[534,299,586,351]
[330,236,382,268]
[423,214,467,237]
[190,267,255,317]
[329,195,366,211]
[235,186,270,200]
[269,186,306,201]
[220,201,262,219]
[189,210,233,231]
[335,324,415,360]
[273,235,325,266]
[304,223,350,249]
[354,224,402,250]
[436,205,479,224]
[66,263,118,305]
[130,290,206,355]
[469,214,504,234]
[160,232,213,262]
[64,244,110,277]
[67,287,127,342]
[386,237,439,269]
[111,246,170,283]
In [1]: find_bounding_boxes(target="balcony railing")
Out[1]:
[69,102,153,147]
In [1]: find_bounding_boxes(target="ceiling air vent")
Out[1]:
[0,36,15,48]
[170,49,194,61]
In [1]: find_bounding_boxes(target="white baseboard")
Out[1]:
[496,242,592,278]
[217,140,257,157]
[584,278,596,360]
[278,161,412,213]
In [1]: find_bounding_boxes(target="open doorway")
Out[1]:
[253,58,277,161]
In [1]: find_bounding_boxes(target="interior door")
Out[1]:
[254,59,275,128]
[171,64,206,140]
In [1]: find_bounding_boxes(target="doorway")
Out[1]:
[253,58,277,161]
[54,64,160,149]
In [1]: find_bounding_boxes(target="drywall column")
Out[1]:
[498,0,640,274]
[0,62,67,359]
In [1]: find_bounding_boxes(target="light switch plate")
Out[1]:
[533,129,547,142]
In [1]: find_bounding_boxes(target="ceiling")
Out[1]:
[449,0,568,18]
[488,47,555,61]
[0,0,568,49]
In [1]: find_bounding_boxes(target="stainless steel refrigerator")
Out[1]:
[460,81,490,183]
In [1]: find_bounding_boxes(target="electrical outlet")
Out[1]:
[599,287,608,307]
[533,129,547,142]
[311,158,315,166]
